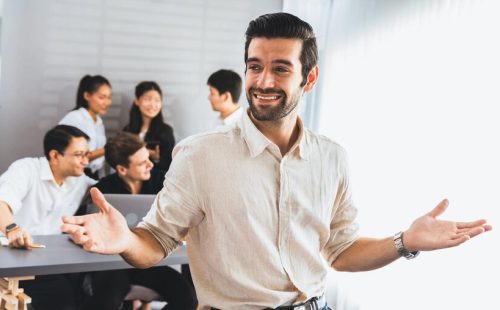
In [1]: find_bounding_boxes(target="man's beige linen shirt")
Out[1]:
[139,111,359,309]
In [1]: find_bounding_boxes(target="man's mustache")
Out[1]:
[249,87,286,96]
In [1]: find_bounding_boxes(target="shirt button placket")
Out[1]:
[278,157,293,280]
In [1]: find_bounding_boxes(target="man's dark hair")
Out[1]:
[43,125,90,160]
[244,12,318,87]
[105,132,145,169]
[207,70,242,103]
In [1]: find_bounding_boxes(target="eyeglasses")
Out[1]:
[62,151,90,160]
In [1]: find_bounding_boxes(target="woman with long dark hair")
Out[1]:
[124,81,175,172]
[59,75,112,179]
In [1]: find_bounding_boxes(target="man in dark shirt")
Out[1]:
[84,132,196,310]
[95,132,165,195]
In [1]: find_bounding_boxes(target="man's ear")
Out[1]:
[303,65,319,92]
[116,164,127,176]
[48,150,60,163]
[222,91,232,104]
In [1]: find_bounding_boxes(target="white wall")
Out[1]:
[0,0,282,171]
[318,1,500,309]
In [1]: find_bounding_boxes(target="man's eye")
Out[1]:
[248,64,261,71]
[275,67,288,73]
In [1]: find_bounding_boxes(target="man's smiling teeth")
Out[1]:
[256,95,279,100]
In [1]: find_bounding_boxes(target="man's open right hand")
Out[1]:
[61,187,132,254]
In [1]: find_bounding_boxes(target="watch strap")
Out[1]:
[394,231,420,259]
[5,222,20,235]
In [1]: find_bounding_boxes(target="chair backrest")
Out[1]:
[88,193,156,227]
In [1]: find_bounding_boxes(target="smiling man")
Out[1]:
[62,13,492,310]
[0,124,96,309]
[82,132,196,310]
[93,132,164,195]
[0,125,95,246]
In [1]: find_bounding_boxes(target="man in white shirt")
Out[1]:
[62,13,492,310]
[0,124,96,309]
[0,125,96,244]
[207,69,245,127]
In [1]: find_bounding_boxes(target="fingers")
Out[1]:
[428,199,449,218]
[61,215,86,225]
[90,187,111,213]
[24,232,33,249]
[83,239,97,252]
[445,235,470,248]
[456,220,492,236]
[66,227,97,252]
[455,226,487,239]
[8,229,33,249]
[456,219,487,229]
[71,229,90,245]
[483,224,493,232]
[61,223,87,235]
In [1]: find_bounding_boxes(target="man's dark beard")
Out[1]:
[247,87,300,121]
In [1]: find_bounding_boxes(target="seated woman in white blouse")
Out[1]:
[59,75,112,179]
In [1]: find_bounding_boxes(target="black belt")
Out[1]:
[211,294,327,310]
[270,295,326,310]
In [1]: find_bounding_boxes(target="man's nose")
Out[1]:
[82,155,89,165]
[256,69,275,89]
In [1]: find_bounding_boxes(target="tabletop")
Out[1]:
[0,234,188,277]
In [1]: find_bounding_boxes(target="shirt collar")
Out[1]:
[293,118,309,160]
[238,110,309,160]
[222,106,244,125]
[78,107,103,125]
[40,157,75,189]
[40,157,54,181]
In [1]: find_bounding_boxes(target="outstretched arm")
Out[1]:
[61,187,166,268]
[332,199,492,272]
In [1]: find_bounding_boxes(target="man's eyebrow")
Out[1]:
[246,58,294,67]
[272,59,293,66]
[246,57,260,63]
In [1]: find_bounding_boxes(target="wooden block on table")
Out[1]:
[4,276,34,282]
[0,278,12,291]
[18,292,32,310]
[0,293,18,306]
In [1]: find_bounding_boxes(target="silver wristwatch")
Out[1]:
[394,231,420,259]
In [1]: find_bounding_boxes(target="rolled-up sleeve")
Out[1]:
[137,140,205,257]
[322,148,360,265]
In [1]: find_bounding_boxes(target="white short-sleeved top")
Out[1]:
[59,107,106,173]
[0,157,96,235]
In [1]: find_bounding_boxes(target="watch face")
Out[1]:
[5,223,18,231]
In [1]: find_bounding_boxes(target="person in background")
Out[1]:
[207,69,244,128]
[82,132,196,310]
[124,81,175,172]
[61,13,492,309]
[0,124,96,309]
[59,74,112,179]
